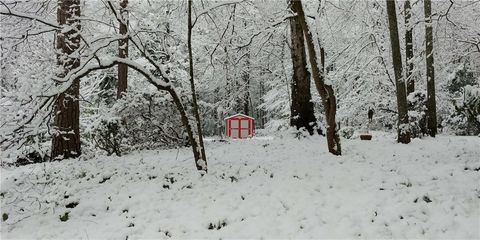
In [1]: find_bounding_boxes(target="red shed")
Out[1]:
[225,114,254,139]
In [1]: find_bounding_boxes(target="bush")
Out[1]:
[339,127,355,139]
[13,136,50,166]
[90,117,124,156]
[86,91,187,156]
[407,91,427,138]
[445,64,477,95]
[444,85,480,135]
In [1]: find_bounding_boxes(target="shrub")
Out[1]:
[407,91,427,138]
[339,127,355,139]
[85,91,187,156]
[444,85,480,135]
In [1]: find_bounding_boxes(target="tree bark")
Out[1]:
[117,0,128,99]
[51,0,82,160]
[242,46,250,116]
[404,0,414,95]
[168,89,206,172]
[292,0,341,155]
[423,0,437,137]
[386,0,411,144]
[288,3,318,135]
[188,0,207,172]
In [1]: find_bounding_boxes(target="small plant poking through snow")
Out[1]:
[339,127,355,139]
[59,212,69,222]
[208,220,227,230]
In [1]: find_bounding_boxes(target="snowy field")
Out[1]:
[1,132,479,239]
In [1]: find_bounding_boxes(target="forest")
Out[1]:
[0,0,479,239]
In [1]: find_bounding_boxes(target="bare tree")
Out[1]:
[117,0,128,99]
[51,0,82,159]
[292,0,341,155]
[188,0,207,170]
[423,0,437,137]
[288,0,318,135]
[386,0,411,144]
[404,0,414,95]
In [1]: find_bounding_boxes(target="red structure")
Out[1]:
[225,114,254,139]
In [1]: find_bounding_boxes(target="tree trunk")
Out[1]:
[292,0,341,155]
[168,89,206,172]
[386,0,411,144]
[404,0,414,95]
[423,0,437,137]
[51,0,82,160]
[117,0,128,99]
[288,4,318,135]
[242,47,250,116]
[187,0,207,172]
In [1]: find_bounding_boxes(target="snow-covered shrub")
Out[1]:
[407,91,427,138]
[85,91,187,156]
[339,126,355,139]
[13,139,51,166]
[89,117,124,156]
[444,85,480,136]
[445,64,477,95]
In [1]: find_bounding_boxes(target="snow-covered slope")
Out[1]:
[1,133,479,239]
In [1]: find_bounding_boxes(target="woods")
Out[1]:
[1,0,479,167]
[1,0,479,239]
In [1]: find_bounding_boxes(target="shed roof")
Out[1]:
[224,113,255,120]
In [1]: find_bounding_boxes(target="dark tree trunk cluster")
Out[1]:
[288,7,317,135]
[291,0,341,155]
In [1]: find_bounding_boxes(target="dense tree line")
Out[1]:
[0,0,479,170]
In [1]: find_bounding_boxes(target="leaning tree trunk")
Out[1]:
[187,0,207,171]
[423,0,437,137]
[168,89,207,172]
[51,0,82,160]
[117,0,128,99]
[404,0,414,96]
[386,0,411,144]
[288,3,318,135]
[292,0,341,155]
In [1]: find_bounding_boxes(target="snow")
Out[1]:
[1,132,479,239]
[224,113,255,120]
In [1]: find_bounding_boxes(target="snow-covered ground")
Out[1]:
[1,132,479,239]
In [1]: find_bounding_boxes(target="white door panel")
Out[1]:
[231,129,239,138]
[240,120,249,128]
[240,129,249,138]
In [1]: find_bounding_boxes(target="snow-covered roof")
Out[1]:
[224,113,255,120]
